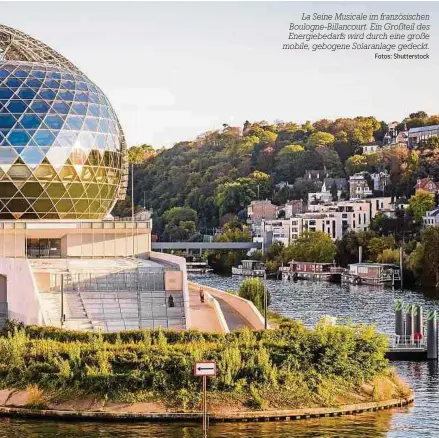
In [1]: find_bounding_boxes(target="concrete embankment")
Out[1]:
[0,395,413,423]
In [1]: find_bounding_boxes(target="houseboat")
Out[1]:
[232,260,266,277]
[280,261,344,282]
[342,263,401,285]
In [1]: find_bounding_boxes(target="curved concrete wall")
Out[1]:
[0,258,43,325]
[188,281,268,330]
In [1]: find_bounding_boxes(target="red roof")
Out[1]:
[415,178,439,192]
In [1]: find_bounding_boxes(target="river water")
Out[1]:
[1,275,438,437]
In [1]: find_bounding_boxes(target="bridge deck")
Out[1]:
[214,297,250,331]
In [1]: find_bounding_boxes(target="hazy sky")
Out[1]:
[2,2,438,147]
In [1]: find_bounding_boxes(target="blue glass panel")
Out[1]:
[20,147,44,165]
[89,93,99,104]
[18,88,36,100]
[84,117,98,131]
[31,70,46,79]
[65,116,83,130]
[63,73,74,81]
[20,114,42,130]
[58,90,74,101]
[76,81,87,91]
[0,89,13,99]
[52,102,70,114]
[61,80,75,90]
[101,107,110,119]
[14,70,29,78]
[47,71,61,80]
[96,134,105,149]
[8,131,30,146]
[31,101,51,113]
[6,78,22,88]
[44,115,64,129]
[38,89,56,100]
[7,100,27,113]
[44,79,59,89]
[87,105,100,117]
[74,92,88,102]
[99,119,109,132]
[13,146,25,154]
[0,71,9,78]
[72,103,87,115]
[25,78,42,88]
[34,130,56,147]
[0,114,16,129]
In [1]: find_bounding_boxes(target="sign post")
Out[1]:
[194,361,216,437]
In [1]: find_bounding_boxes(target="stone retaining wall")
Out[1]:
[0,395,413,423]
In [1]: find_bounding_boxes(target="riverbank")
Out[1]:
[0,319,413,423]
[0,386,413,423]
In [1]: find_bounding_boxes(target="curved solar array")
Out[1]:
[0,61,125,219]
[0,23,129,220]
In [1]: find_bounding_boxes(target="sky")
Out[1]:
[2,2,438,147]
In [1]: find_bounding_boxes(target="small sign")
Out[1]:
[194,361,216,377]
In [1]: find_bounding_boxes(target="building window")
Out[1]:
[27,238,61,258]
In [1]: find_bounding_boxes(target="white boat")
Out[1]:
[232,260,266,277]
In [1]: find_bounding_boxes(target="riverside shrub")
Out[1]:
[0,321,389,406]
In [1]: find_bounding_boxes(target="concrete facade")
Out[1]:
[0,220,151,259]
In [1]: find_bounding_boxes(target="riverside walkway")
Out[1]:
[187,281,267,332]
[213,296,250,330]
[187,287,223,332]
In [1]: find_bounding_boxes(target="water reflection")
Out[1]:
[0,412,395,438]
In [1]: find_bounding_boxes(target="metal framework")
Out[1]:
[0,24,128,201]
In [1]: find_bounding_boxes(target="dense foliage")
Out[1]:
[113,113,439,238]
[238,278,271,312]
[0,321,392,409]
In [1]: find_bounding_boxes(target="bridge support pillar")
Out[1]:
[427,310,438,360]
[394,299,403,337]
[405,303,414,340]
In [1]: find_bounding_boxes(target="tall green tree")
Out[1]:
[284,231,336,263]
[408,190,435,222]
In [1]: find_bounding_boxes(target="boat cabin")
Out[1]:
[241,260,265,270]
[288,261,334,273]
[348,263,401,284]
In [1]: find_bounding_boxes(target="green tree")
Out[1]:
[284,231,336,263]
[127,144,155,164]
[408,190,435,222]
[238,278,270,312]
[306,132,335,149]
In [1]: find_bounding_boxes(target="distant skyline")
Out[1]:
[2,2,438,147]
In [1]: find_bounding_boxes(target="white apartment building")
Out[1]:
[424,208,439,227]
[254,198,393,247]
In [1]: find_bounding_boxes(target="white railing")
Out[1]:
[389,334,427,350]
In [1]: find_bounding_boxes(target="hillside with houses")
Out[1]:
[114,112,439,287]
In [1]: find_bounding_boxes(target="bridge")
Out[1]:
[152,242,262,252]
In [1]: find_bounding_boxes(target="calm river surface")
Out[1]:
[1,274,439,437]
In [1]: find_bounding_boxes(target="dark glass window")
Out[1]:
[18,88,36,100]
[0,114,16,130]
[6,78,22,88]
[0,89,13,99]
[52,102,70,114]
[38,89,56,100]
[8,131,30,146]
[6,100,27,113]
[20,114,42,129]
[31,101,50,113]
[44,115,64,130]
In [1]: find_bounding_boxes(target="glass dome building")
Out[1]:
[0,26,127,220]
